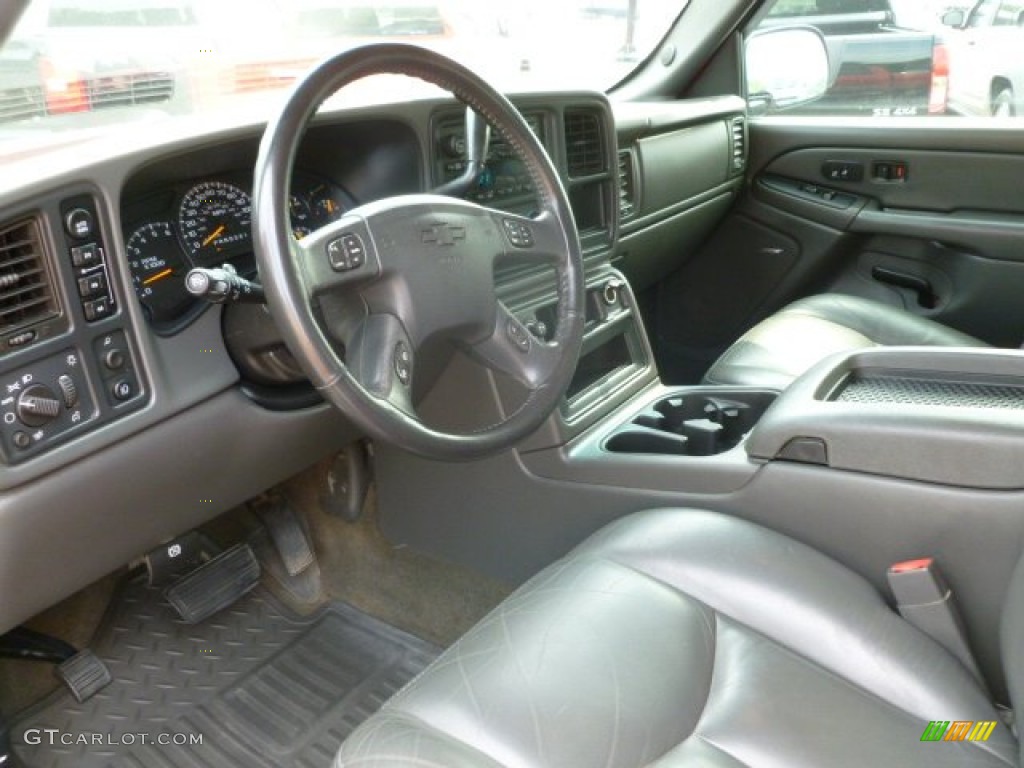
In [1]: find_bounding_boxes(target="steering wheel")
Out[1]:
[252,44,585,460]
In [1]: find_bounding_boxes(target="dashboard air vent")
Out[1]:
[730,116,747,173]
[0,218,58,334]
[617,150,636,219]
[564,109,605,177]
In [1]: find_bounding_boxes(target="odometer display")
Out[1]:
[178,181,252,265]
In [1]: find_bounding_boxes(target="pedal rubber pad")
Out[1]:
[55,649,111,703]
[165,543,260,624]
[255,498,315,577]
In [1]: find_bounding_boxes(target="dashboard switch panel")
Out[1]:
[92,331,142,409]
[61,196,117,325]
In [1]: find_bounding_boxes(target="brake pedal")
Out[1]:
[165,543,260,624]
[55,649,111,703]
[254,496,315,577]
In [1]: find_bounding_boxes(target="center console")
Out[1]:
[746,346,1024,490]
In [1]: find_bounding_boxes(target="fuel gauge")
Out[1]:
[126,221,193,324]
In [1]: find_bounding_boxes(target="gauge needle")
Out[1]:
[202,224,226,247]
[143,268,174,286]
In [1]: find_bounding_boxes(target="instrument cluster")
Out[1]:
[122,172,354,333]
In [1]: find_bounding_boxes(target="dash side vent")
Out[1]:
[0,218,58,334]
[617,150,636,220]
[730,116,747,174]
[564,109,606,178]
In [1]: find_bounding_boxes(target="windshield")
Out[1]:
[0,0,687,157]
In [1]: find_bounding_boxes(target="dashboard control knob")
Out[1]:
[442,133,466,158]
[103,349,125,371]
[111,379,135,402]
[602,278,624,307]
[57,374,78,408]
[17,384,62,427]
[64,207,95,239]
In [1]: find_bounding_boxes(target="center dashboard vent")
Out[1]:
[0,218,58,334]
[729,116,747,174]
[564,109,606,178]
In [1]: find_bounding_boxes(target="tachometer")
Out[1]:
[126,221,193,324]
[178,181,252,265]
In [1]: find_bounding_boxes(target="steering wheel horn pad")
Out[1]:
[253,44,585,460]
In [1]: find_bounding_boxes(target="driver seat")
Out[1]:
[335,509,1019,767]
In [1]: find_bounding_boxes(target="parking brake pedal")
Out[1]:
[55,650,112,703]
[165,543,260,624]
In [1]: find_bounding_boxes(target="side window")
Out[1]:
[967,0,999,28]
[747,0,1024,118]
[993,2,1024,25]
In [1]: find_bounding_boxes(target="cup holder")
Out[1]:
[604,389,777,457]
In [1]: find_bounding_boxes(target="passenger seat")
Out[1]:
[702,293,988,389]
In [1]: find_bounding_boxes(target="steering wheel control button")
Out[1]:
[507,318,532,353]
[111,378,135,402]
[328,233,366,272]
[393,342,412,386]
[57,375,78,409]
[17,384,62,427]
[502,219,534,248]
[64,207,95,239]
[70,243,100,268]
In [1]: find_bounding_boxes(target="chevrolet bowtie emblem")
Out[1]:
[422,222,466,246]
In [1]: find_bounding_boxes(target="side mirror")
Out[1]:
[942,9,967,28]
[745,27,829,114]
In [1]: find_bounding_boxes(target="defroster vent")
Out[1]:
[565,109,605,177]
[0,218,58,334]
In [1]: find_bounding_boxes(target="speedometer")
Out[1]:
[178,181,252,265]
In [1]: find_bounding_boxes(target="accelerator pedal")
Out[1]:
[165,543,260,624]
[55,649,111,703]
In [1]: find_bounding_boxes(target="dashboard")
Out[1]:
[0,92,621,636]
[122,172,354,333]
[0,80,745,639]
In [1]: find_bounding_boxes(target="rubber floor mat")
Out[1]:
[11,576,440,768]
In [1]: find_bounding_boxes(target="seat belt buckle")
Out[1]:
[887,558,986,687]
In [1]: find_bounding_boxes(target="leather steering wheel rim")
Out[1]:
[253,44,585,460]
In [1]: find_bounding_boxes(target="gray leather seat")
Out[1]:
[336,509,1018,767]
[703,293,988,389]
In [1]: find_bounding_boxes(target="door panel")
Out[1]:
[652,119,1024,381]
